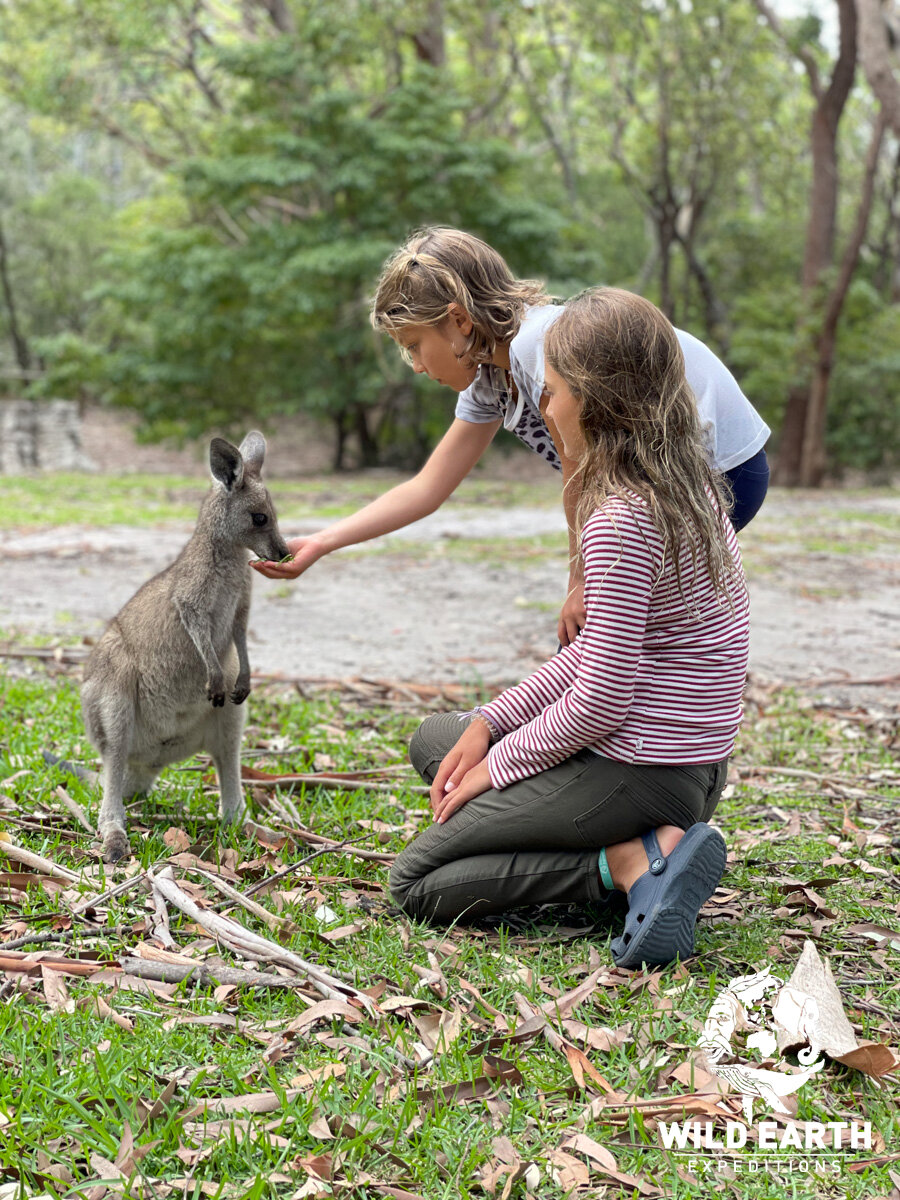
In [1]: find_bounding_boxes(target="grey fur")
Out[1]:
[81,431,289,862]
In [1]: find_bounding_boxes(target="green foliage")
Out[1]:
[1,0,899,473]
[34,42,560,461]
[827,284,900,474]
[730,278,900,474]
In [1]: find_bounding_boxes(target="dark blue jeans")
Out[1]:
[723,447,770,531]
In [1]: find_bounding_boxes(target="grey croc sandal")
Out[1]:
[609,822,727,969]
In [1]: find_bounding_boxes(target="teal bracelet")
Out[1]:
[598,847,615,892]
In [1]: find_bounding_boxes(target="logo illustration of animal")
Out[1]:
[59,431,289,863]
[697,966,824,1123]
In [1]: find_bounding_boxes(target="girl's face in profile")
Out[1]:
[393,316,479,393]
[544,364,584,458]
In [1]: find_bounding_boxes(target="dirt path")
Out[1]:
[2,489,898,707]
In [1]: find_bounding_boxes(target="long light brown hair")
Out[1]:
[370,226,549,366]
[544,287,739,599]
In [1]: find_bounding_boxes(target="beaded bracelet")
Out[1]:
[469,707,502,742]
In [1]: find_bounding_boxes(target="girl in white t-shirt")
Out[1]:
[390,287,749,968]
[254,226,769,643]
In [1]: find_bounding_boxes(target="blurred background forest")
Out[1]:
[0,0,898,485]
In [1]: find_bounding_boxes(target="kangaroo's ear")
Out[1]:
[209,438,244,491]
[238,431,266,476]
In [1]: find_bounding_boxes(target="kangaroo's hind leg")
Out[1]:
[206,701,248,824]
[89,696,136,863]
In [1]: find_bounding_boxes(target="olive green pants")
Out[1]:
[389,712,728,925]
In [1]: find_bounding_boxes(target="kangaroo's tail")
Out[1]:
[42,751,98,785]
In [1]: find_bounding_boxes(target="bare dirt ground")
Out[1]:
[2,409,899,708]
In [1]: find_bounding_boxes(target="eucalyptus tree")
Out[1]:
[2,1,559,465]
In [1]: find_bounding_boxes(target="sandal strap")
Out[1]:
[640,829,667,875]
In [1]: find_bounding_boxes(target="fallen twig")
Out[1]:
[0,815,80,841]
[242,835,388,898]
[0,645,89,664]
[247,771,428,796]
[0,927,123,951]
[72,873,146,914]
[55,785,94,833]
[148,867,378,1013]
[188,866,298,935]
[0,834,83,883]
[119,956,311,990]
[742,764,886,800]
[797,672,900,688]
[149,876,178,949]
[259,800,397,865]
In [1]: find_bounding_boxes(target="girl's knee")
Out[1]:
[388,859,425,920]
[408,711,466,780]
[387,867,411,914]
[700,758,729,822]
[408,721,435,779]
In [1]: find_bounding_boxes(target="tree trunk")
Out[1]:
[657,206,677,320]
[412,0,445,66]
[769,0,858,487]
[254,0,295,34]
[800,110,888,485]
[874,138,900,298]
[676,229,731,352]
[332,412,349,472]
[857,0,900,134]
[353,403,379,468]
[0,217,33,374]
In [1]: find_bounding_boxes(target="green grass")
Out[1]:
[0,470,564,531]
[343,529,569,566]
[738,497,900,560]
[0,660,898,1198]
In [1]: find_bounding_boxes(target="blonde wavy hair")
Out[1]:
[544,287,739,600]
[370,226,549,366]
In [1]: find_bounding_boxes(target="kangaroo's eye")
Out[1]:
[251,513,268,527]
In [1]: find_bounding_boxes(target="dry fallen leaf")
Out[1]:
[777,939,900,1076]
[41,963,73,1013]
[410,1004,464,1055]
[547,1147,590,1190]
[558,1131,619,1172]
[162,827,192,852]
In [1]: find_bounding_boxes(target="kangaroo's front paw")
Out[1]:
[206,677,226,707]
[102,827,132,864]
[230,678,251,705]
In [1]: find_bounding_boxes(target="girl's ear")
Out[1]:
[446,302,474,336]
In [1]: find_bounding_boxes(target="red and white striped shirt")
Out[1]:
[482,491,750,789]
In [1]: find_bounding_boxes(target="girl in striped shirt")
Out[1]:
[390,287,749,969]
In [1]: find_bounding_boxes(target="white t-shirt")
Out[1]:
[455,304,770,472]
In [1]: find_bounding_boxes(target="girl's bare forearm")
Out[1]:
[315,478,440,553]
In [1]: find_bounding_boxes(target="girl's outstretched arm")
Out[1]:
[251,417,501,579]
